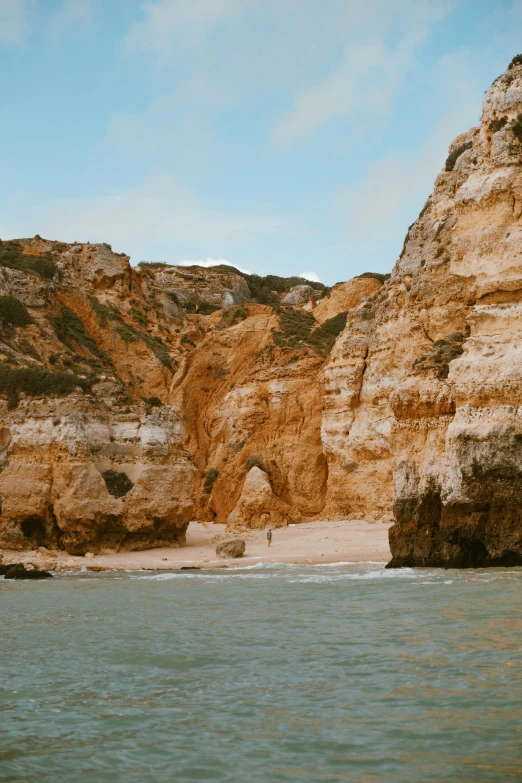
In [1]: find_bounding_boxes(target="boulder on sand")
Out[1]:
[216,539,245,558]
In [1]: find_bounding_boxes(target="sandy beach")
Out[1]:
[1,520,392,572]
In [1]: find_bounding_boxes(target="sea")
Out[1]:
[1,562,522,783]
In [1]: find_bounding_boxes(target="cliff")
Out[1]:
[0,235,377,553]
[385,57,522,567]
[3,58,522,566]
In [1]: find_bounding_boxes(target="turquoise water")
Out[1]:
[2,562,522,783]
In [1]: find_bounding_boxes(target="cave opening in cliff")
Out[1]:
[20,516,46,545]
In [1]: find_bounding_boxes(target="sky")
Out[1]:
[1,1,522,284]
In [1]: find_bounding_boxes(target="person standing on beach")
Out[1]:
[267,529,272,548]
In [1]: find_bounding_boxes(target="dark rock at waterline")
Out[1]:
[387,488,522,569]
[181,566,200,570]
[216,539,245,558]
[3,563,53,580]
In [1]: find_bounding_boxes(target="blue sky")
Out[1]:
[1,0,522,284]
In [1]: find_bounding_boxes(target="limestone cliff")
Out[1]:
[4,59,522,565]
[332,55,522,568]
[0,236,375,552]
[385,57,522,567]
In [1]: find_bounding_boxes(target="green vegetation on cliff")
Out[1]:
[0,363,89,408]
[89,296,172,368]
[272,309,347,356]
[243,273,328,306]
[53,304,108,362]
[0,240,58,279]
[102,469,134,498]
[0,296,33,327]
[412,330,469,379]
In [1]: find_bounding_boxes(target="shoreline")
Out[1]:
[1,520,392,573]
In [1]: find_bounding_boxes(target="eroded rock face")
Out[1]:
[0,236,373,551]
[227,466,299,529]
[0,400,195,554]
[282,285,315,306]
[143,263,251,308]
[383,60,522,566]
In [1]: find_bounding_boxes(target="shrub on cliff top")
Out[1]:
[0,363,89,409]
[508,54,522,70]
[412,330,469,380]
[221,306,248,326]
[512,113,522,145]
[53,304,108,362]
[355,272,391,283]
[0,240,58,279]
[243,273,329,306]
[0,296,33,327]
[102,469,134,498]
[489,116,508,133]
[112,318,172,368]
[445,141,473,172]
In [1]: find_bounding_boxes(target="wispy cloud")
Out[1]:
[272,0,458,144]
[123,0,461,149]
[0,0,33,45]
[125,0,254,58]
[49,0,100,40]
[335,50,481,268]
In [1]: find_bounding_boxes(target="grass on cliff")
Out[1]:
[203,468,219,494]
[183,300,221,315]
[0,240,58,279]
[509,54,522,69]
[53,304,109,362]
[512,113,522,146]
[489,116,508,133]
[412,329,469,380]
[114,321,172,368]
[272,309,347,356]
[0,296,33,327]
[243,273,329,306]
[221,306,248,326]
[0,363,89,408]
[445,141,473,172]
[89,297,125,326]
[89,296,172,368]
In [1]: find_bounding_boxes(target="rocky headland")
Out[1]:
[3,59,522,567]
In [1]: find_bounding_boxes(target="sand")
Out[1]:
[12,519,392,572]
